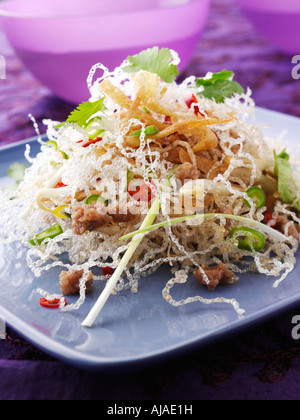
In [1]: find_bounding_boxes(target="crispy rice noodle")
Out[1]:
[1,50,299,319]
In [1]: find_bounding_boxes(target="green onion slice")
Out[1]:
[59,150,69,160]
[29,224,63,246]
[119,213,287,246]
[229,226,266,252]
[244,187,266,210]
[89,128,105,140]
[130,125,159,137]
[127,170,135,187]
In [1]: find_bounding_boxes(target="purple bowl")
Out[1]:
[0,0,211,104]
[237,0,300,54]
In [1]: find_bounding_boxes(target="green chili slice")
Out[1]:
[230,226,266,252]
[85,195,108,206]
[244,187,266,210]
[29,224,63,246]
[46,140,58,151]
[47,140,68,160]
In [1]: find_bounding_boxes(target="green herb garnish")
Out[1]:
[123,47,179,83]
[7,162,27,184]
[56,97,106,129]
[196,70,244,103]
[2,162,28,195]
[274,149,300,212]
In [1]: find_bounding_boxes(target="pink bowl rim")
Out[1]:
[0,0,209,19]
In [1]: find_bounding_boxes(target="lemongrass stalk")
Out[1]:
[81,180,168,327]
[120,213,289,243]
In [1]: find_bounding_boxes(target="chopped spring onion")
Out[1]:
[81,170,176,328]
[50,161,62,168]
[244,187,266,210]
[127,169,135,186]
[130,125,159,137]
[229,226,266,252]
[46,140,69,160]
[89,128,105,141]
[82,196,161,327]
[119,213,288,244]
[85,195,108,206]
[29,224,63,246]
[60,150,69,160]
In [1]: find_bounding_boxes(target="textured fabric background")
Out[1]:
[0,0,300,400]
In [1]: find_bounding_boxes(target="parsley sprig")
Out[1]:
[196,70,244,103]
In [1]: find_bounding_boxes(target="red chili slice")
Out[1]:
[128,180,157,202]
[76,137,102,148]
[54,180,67,189]
[185,94,204,116]
[265,212,274,224]
[39,298,67,309]
[128,179,143,198]
[83,137,103,148]
[102,267,114,276]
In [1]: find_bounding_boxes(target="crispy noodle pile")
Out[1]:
[1,49,300,317]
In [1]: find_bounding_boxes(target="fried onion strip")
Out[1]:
[100,79,133,109]
[156,118,232,139]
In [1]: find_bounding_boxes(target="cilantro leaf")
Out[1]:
[197,70,234,87]
[56,97,106,129]
[196,70,244,103]
[274,149,300,212]
[7,162,28,184]
[2,162,28,195]
[123,47,179,83]
[67,97,106,128]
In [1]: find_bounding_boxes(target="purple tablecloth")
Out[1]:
[1,0,300,401]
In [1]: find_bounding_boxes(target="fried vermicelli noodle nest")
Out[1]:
[1,48,300,319]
